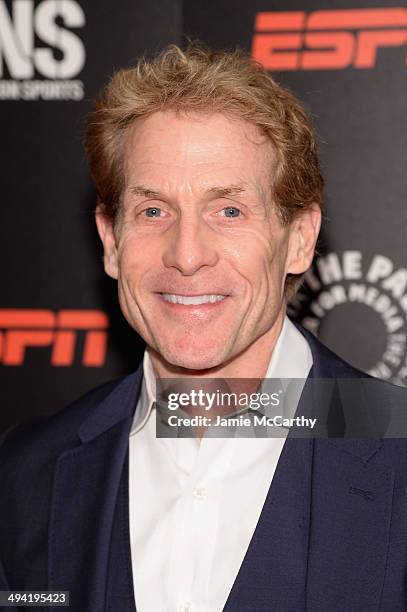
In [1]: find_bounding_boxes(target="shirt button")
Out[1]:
[193,486,207,500]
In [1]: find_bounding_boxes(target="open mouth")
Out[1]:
[160,293,228,306]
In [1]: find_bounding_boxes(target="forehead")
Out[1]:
[122,110,275,193]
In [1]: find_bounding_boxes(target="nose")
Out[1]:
[162,213,218,275]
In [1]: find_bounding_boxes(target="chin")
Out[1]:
[158,340,228,372]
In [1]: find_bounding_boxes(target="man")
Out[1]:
[1,43,407,612]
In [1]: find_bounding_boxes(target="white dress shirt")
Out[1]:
[129,316,313,612]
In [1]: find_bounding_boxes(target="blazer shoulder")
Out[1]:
[294,321,366,377]
[294,321,407,420]
[0,376,127,470]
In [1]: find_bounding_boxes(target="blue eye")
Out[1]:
[145,207,161,217]
[222,207,241,218]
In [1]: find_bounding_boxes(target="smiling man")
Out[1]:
[2,43,407,612]
[96,109,320,378]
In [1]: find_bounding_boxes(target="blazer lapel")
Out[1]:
[306,438,394,611]
[47,369,143,612]
[297,323,394,610]
[223,437,314,611]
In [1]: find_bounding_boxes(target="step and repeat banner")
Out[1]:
[2,0,407,430]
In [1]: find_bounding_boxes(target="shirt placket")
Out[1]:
[166,436,237,612]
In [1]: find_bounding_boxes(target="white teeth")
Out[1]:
[162,294,227,305]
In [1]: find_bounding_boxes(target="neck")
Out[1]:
[148,310,286,381]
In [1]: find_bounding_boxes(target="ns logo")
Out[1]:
[0,0,85,79]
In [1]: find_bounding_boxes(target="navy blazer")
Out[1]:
[2,325,407,612]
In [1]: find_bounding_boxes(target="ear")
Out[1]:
[286,203,322,275]
[95,207,119,279]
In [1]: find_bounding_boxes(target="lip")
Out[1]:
[157,292,230,297]
[156,292,230,313]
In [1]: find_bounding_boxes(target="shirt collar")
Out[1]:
[129,348,156,436]
[265,315,313,380]
[129,315,313,436]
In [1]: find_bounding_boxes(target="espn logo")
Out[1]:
[0,309,108,366]
[252,8,407,70]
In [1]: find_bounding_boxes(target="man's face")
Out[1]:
[97,110,319,371]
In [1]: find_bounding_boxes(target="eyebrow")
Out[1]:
[129,184,247,199]
[130,185,161,198]
[206,185,246,197]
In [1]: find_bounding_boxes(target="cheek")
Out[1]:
[222,226,286,282]
[116,234,153,286]
[222,219,271,254]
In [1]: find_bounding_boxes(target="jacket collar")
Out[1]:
[78,364,143,444]
[295,321,383,461]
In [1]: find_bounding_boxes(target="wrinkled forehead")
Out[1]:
[121,110,276,198]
